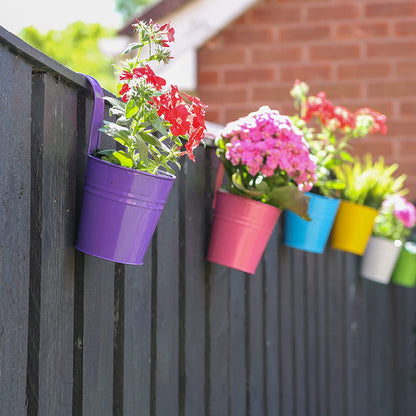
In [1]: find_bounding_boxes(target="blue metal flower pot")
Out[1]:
[283,193,340,253]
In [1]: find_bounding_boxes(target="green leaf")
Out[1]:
[325,180,346,190]
[95,149,122,166]
[339,151,354,163]
[122,42,144,55]
[231,173,265,198]
[150,115,169,136]
[112,151,133,168]
[268,186,311,221]
[135,136,149,162]
[139,130,164,149]
[125,100,140,118]
[103,96,126,111]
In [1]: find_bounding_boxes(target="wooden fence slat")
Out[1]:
[229,270,247,416]
[317,250,329,415]
[278,243,295,415]
[36,74,77,416]
[264,229,280,416]
[305,252,319,416]
[404,289,416,416]
[182,151,207,416]
[248,261,265,416]
[345,253,363,416]
[0,48,31,416]
[208,264,230,416]
[368,282,394,416]
[292,248,307,416]
[82,257,115,415]
[123,259,152,416]
[155,175,180,416]
[327,250,346,416]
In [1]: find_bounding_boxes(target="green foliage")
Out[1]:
[333,154,407,209]
[115,0,158,21]
[19,22,116,92]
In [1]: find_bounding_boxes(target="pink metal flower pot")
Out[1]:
[207,190,281,274]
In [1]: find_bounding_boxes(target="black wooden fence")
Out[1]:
[1,26,416,416]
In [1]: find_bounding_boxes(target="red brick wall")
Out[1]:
[197,0,416,196]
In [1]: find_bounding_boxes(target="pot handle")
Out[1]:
[81,74,104,155]
[212,162,225,210]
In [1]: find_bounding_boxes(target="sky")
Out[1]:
[1,0,123,34]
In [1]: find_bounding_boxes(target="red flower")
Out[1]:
[120,71,134,80]
[164,104,191,136]
[132,65,166,90]
[332,106,356,131]
[118,83,130,102]
[355,107,387,134]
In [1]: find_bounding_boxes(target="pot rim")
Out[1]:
[88,154,176,181]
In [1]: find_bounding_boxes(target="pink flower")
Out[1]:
[383,195,416,228]
[219,106,317,189]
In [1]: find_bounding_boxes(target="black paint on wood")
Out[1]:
[113,264,125,416]
[26,72,44,416]
[1,28,416,416]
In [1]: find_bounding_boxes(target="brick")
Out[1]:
[309,44,360,60]
[204,107,221,124]
[366,2,416,18]
[307,4,359,21]
[394,160,416,176]
[199,87,248,104]
[400,101,416,115]
[280,64,331,82]
[337,63,391,79]
[396,61,416,77]
[368,81,416,98]
[247,4,301,24]
[395,21,416,36]
[305,82,361,100]
[336,23,388,39]
[225,105,264,123]
[221,26,274,46]
[398,138,416,154]
[386,120,416,136]
[280,25,330,42]
[352,141,394,160]
[224,67,275,84]
[367,41,416,58]
[253,85,298,101]
[252,46,302,63]
[198,70,220,85]
[198,47,247,66]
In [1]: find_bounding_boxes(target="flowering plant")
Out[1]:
[290,80,387,197]
[373,195,416,242]
[333,154,407,209]
[215,106,317,220]
[97,20,207,174]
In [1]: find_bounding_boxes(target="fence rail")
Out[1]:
[1,26,416,416]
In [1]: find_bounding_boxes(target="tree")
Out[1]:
[115,0,158,22]
[19,22,117,92]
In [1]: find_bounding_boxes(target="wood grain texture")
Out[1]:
[82,257,115,416]
[1,29,416,416]
[0,47,31,416]
[155,168,180,416]
[36,73,77,416]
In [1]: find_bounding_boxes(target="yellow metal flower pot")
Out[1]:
[330,200,378,255]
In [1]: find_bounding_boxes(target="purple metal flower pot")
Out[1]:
[75,75,175,264]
